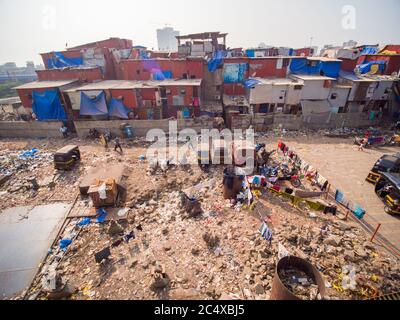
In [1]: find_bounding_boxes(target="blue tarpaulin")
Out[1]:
[96,208,108,223]
[208,50,225,72]
[153,70,173,80]
[245,49,255,57]
[108,98,131,119]
[79,91,108,116]
[47,52,83,69]
[360,46,378,55]
[18,148,39,159]
[223,63,248,83]
[289,58,341,78]
[243,78,261,88]
[357,60,386,74]
[32,90,67,121]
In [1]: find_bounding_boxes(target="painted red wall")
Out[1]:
[339,58,358,72]
[36,68,103,82]
[110,89,137,109]
[223,84,246,95]
[248,58,288,78]
[294,48,313,57]
[358,55,400,75]
[68,38,132,51]
[117,59,204,80]
[381,45,400,54]
[17,87,61,109]
[164,86,194,105]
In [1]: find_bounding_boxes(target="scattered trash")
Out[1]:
[94,247,111,264]
[59,238,72,251]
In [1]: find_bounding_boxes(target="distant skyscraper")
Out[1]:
[157,27,180,52]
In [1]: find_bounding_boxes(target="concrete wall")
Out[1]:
[229,112,377,131]
[301,80,331,100]
[0,121,63,138]
[73,118,214,138]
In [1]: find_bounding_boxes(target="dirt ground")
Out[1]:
[1,135,400,300]
[262,135,400,251]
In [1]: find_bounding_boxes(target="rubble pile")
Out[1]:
[1,136,399,300]
[278,267,318,300]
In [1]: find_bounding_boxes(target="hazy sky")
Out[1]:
[0,0,399,66]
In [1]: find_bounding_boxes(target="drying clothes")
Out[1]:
[316,174,328,189]
[249,175,266,186]
[283,146,289,154]
[259,222,273,244]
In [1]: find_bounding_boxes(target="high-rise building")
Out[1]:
[157,27,180,52]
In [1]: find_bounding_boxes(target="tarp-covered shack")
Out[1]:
[14,80,78,120]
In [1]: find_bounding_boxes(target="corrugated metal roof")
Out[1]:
[291,74,336,81]
[13,80,78,90]
[255,78,304,86]
[307,56,342,62]
[71,79,203,91]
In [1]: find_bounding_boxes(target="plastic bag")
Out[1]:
[98,182,107,199]
[278,243,290,260]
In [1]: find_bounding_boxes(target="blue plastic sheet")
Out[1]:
[245,49,255,57]
[77,218,91,226]
[79,91,108,116]
[18,148,39,159]
[357,61,386,74]
[47,52,83,69]
[243,78,261,88]
[182,107,190,119]
[208,50,225,72]
[289,58,341,78]
[59,238,72,250]
[108,98,131,119]
[32,90,67,121]
[360,47,378,55]
[223,63,247,83]
[96,208,108,223]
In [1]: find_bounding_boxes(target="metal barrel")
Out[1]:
[270,256,326,300]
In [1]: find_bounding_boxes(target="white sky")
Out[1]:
[0,0,399,66]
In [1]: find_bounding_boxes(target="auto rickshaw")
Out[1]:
[54,145,81,170]
[366,153,400,184]
[375,172,400,215]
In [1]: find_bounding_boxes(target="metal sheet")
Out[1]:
[0,203,71,299]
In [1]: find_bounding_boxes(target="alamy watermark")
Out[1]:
[342,5,356,30]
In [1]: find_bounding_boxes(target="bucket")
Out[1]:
[223,166,244,199]
[270,256,326,300]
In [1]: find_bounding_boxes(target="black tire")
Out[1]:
[291,179,301,188]
[384,206,392,214]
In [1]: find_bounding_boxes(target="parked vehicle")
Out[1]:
[366,153,400,184]
[375,173,400,215]
[54,145,80,170]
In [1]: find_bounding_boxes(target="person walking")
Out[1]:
[59,124,68,138]
[114,137,123,153]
